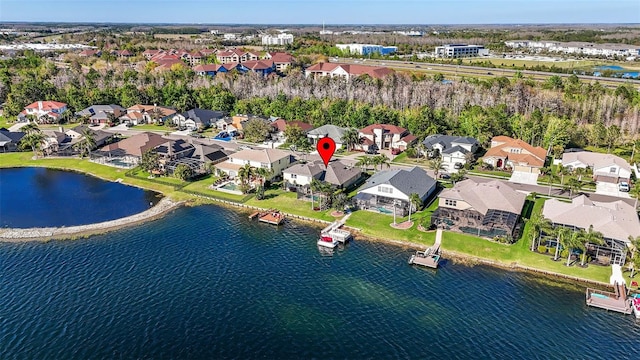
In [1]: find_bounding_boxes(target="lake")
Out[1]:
[1,205,639,359]
[0,167,161,228]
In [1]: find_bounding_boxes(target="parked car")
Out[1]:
[619,181,630,192]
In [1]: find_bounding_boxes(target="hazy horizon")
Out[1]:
[1,0,639,25]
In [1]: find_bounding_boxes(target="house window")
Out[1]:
[260,162,269,168]
[445,199,457,207]
[290,174,297,179]
[609,167,616,173]
[378,186,393,194]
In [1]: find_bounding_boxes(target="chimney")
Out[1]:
[38,101,43,111]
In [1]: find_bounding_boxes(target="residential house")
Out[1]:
[65,125,113,148]
[78,49,101,57]
[561,151,632,184]
[304,63,394,81]
[173,108,226,131]
[125,104,176,125]
[75,104,126,125]
[154,139,230,175]
[270,119,313,141]
[237,60,276,76]
[148,52,184,71]
[307,125,349,149]
[542,195,640,264]
[422,134,480,173]
[18,101,68,123]
[358,124,416,151]
[263,52,295,71]
[216,49,259,64]
[95,132,168,167]
[0,128,25,152]
[283,159,361,190]
[112,49,134,58]
[231,114,268,132]
[483,136,547,173]
[431,179,526,238]
[193,63,238,77]
[142,49,162,60]
[215,148,292,179]
[354,167,437,216]
[41,130,72,156]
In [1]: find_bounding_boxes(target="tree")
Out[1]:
[254,167,273,200]
[581,225,604,266]
[564,230,584,266]
[283,124,308,149]
[605,125,621,153]
[19,122,44,156]
[631,182,640,209]
[553,227,572,261]
[332,191,347,211]
[140,149,160,173]
[565,178,583,198]
[355,156,372,171]
[341,128,360,152]
[372,154,390,170]
[173,164,194,181]
[237,164,255,193]
[558,166,570,185]
[527,215,553,252]
[242,119,271,143]
[73,130,96,158]
[428,157,446,179]
[450,169,467,184]
[408,192,422,223]
[627,236,640,278]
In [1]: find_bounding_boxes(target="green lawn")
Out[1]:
[181,177,253,203]
[131,124,174,132]
[127,167,186,186]
[345,210,436,244]
[0,116,14,129]
[245,189,336,222]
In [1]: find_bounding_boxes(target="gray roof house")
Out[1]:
[76,104,126,124]
[307,125,348,149]
[0,128,25,152]
[422,134,480,173]
[431,179,526,238]
[283,159,362,190]
[354,166,437,216]
[173,108,227,130]
[542,195,640,264]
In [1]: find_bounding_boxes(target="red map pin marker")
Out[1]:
[317,137,336,167]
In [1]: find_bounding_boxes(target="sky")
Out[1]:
[1,0,639,24]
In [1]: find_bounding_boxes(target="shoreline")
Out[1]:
[0,198,184,243]
[0,161,617,288]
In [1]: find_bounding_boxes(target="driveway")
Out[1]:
[595,182,631,198]
[509,171,539,185]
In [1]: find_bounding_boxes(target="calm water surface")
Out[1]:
[0,167,160,228]
[1,205,640,359]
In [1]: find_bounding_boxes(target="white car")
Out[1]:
[619,182,630,192]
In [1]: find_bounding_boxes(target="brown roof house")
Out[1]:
[270,119,313,141]
[304,62,394,81]
[283,159,362,190]
[124,104,177,125]
[358,124,416,151]
[483,136,547,174]
[542,195,640,264]
[95,132,168,168]
[431,179,526,239]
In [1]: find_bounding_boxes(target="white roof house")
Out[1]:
[562,151,632,182]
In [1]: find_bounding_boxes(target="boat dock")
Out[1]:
[585,282,632,314]
[257,210,285,226]
[248,211,261,219]
[320,221,352,243]
[408,229,442,269]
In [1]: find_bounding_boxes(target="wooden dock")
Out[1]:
[248,211,260,219]
[258,210,285,226]
[321,221,352,243]
[585,282,632,314]
[408,229,442,269]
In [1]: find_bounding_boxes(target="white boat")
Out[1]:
[317,234,338,248]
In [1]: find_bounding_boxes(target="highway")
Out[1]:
[333,57,640,89]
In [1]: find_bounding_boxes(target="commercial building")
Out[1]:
[335,44,397,56]
[434,44,488,58]
[504,40,640,57]
[262,33,294,46]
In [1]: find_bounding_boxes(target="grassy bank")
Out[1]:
[0,152,622,286]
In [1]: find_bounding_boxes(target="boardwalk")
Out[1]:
[409,229,442,268]
[585,282,632,314]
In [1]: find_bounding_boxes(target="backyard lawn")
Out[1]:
[245,189,336,222]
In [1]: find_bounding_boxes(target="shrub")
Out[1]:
[537,245,547,253]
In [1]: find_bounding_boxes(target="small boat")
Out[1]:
[633,295,640,319]
[317,234,338,249]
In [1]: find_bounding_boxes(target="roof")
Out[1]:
[99,132,167,157]
[191,143,230,163]
[485,136,547,167]
[306,62,394,79]
[194,64,219,72]
[562,151,631,172]
[127,104,176,117]
[271,119,313,132]
[230,148,291,164]
[422,134,479,149]
[359,166,436,199]
[442,145,469,155]
[25,101,67,110]
[241,60,275,70]
[154,139,194,156]
[180,108,226,125]
[307,125,348,143]
[323,160,362,186]
[76,104,125,117]
[283,162,325,178]
[542,195,640,243]
[266,52,294,63]
[0,129,25,144]
[69,125,112,144]
[359,124,408,135]
[439,179,526,215]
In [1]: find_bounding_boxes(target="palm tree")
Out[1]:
[463,151,476,168]
[427,157,446,179]
[237,164,255,193]
[553,227,572,261]
[630,182,640,209]
[574,167,587,181]
[310,178,322,210]
[392,199,401,225]
[74,130,97,158]
[19,123,44,156]
[355,156,372,171]
[558,166,570,185]
[254,167,273,200]
[581,225,604,266]
[561,230,585,266]
[341,128,360,152]
[565,178,583,198]
[408,192,422,223]
[373,154,390,170]
[415,143,427,160]
[450,169,467,184]
[527,215,553,252]
[547,172,560,196]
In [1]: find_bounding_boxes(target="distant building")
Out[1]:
[304,62,393,80]
[262,33,294,46]
[504,40,640,57]
[434,44,488,58]
[336,44,397,56]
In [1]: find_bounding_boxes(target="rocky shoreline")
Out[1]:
[0,198,183,242]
